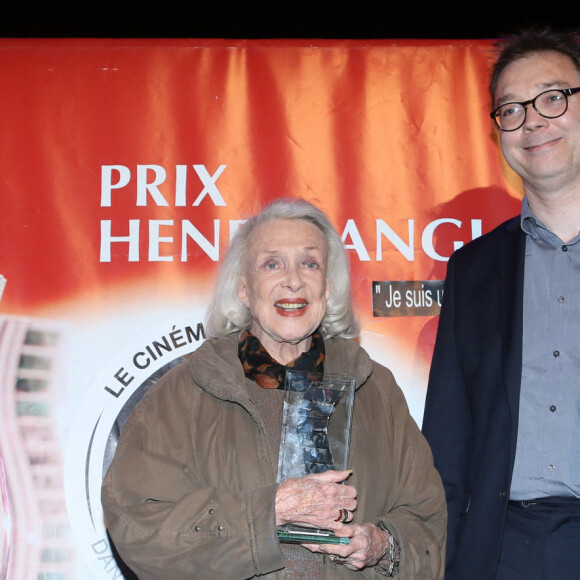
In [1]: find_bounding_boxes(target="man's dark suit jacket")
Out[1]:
[422,215,526,579]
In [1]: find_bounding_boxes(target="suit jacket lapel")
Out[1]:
[498,219,526,431]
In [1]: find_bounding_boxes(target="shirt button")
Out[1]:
[549,464,556,472]
[562,245,568,252]
[558,296,565,303]
[550,405,557,412]
[553,350,560,358]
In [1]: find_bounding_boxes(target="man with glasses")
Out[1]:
[422,28,580,580]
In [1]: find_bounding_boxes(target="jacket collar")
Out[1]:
[188,332,374,404]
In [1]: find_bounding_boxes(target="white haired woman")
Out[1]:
[102,198,446,579]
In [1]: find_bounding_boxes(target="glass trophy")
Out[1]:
[276,370,355,544]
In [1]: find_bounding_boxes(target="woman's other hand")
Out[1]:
[305,522,392,571]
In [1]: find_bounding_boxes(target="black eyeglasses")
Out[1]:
[490,86,580,131]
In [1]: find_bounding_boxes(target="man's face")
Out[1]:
[495,51,580,197]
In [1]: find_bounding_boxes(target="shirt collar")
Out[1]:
[520,197,580,247]
[520,196,543,236]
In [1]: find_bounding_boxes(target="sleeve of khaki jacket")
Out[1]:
[101,368,284,580]
[365,363,447,579]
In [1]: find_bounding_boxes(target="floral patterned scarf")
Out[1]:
[238,329,325,389]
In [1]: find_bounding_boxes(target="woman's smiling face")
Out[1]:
[238,218,330,364]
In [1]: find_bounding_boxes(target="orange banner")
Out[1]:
[0,38,522,578]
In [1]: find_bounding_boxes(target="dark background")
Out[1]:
[2,1,578,39]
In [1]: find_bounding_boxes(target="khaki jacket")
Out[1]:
[102,334,446,579]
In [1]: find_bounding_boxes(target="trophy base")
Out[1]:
[277,524,350,544]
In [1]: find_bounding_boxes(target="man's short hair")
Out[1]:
[489,27,580,105]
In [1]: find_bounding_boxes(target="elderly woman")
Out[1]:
[101,198,446,579]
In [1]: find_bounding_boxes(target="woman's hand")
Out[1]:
[305,523,391,571]
[275,469,357,530]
